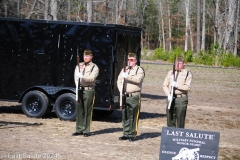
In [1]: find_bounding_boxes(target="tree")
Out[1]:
[87,0,93,22]
[67,0,70,21]
[184,0,190,51]
[50,0,58,20]
[167,0,172,50]
[234,0,239,56]
[201,0,206,52]
[143,0,159,49]
[196,0,201,53]
[213,0,219,45]
[159,0,165,50]
[115,0,119,23]
[44,0,49,20]
[223,0,237,51]
[0,0,239,55]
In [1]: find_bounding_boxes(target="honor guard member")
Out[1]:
[163,56,192,128]
[117,53,145,141]
[72,49,99,137]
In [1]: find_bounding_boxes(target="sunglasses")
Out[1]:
[176,62,184,64]
[128,59,136,62]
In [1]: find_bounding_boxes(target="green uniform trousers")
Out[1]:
[166,96,188,128]
[75,89,95,134]
[122,94,141,138]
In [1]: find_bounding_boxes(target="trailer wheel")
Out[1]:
[55,93,76,121]
[21,91,49,118]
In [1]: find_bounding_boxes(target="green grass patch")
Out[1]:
[146,47,240,68]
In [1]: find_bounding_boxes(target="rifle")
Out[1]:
[76,47,80,102]
[119,54,127,109]
[167,56,176,110]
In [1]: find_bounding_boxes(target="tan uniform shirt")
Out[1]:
[163,68,192,96]
[117,65,144,93]
[74,61,99,87]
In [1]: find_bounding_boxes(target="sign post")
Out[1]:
[159,127,220,160]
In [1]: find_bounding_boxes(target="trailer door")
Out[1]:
[112,29,142,109]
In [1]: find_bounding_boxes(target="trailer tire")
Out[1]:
[55,93,76,121]
[21,91,49,118]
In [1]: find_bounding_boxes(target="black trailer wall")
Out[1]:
[0,18,141,110]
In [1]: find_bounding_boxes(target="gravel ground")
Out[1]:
[0,62,240,160]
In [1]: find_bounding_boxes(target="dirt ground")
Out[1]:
[0,61,240,160]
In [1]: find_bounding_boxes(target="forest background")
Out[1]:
[0,0,240,67]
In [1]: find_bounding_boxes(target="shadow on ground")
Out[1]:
[0,121,43,129]
[137,132,162,141]
[141,93,166,100]
[91,127,122,136]
[93,110,166,123]
[0,105,22,114]
[0,105,58,119]
[0,106,165,123]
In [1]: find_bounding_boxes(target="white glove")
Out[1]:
[171,81,178,88]
[122,72,128,78]
[168,94,172,101]
[76,72,83,78]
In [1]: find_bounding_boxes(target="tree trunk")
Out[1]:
[44,0,49,20]
[67,0,71,21]
[167,0,172,50]
[37,1,40,19]
[184,0,190,52]
[214,0,219,45]
[218,1,227,49]
[197,0,201,53]
[93,2,97,22]
[201,0,206,52]
[115,0,119,23]
[147,26,150,50]
[223,0,237,50]
[105,0,109,23]
[159,0,165,50]
[17,0,20,18]
[188,1,193,51]
[140,0,146,52]
[234,0,239,56]
[132,0,136,10]
[140,0,147,27]
[4,3,8,17]
[118,0,124,24]
[125,0,128,25]
[50,0,58,20]
[190,23,194,51]
[158,1,162,48]
[87,0,92,22]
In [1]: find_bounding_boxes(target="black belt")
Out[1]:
[79,86,94,90]
[125,92,140,97]
[174,93,187,98]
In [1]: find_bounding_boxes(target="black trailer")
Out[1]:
[0,17,142,120]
